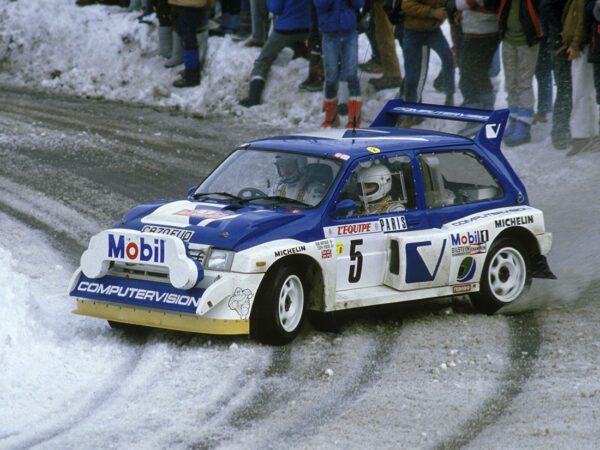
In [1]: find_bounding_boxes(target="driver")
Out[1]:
[355,163,406,214]
[272,154,324,205]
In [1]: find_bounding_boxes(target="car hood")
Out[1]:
[119,199,308,250]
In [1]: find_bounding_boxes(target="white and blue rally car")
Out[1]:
[69,100,555,344]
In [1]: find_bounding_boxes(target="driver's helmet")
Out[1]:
[357,164,393,203]
[274,154,308,183]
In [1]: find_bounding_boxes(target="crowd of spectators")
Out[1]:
[77,0,600,155]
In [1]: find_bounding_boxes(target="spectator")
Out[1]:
[315,0,365,128]
[169,0,213,88]
[587,0,600,141]
[359,1,384,74]
[498,0,542,146]
[563,0,599,155]
[245,0,270,47]
[402,0,455,109]
[76,0,128,5]
[450,0,500,117]
[299,2,325,91]
[370,0,403,90]
[239,0,310,107]
[232,0,252,42]
[156,0,174,59]
[534,20,553,123]
[540,0,571,148]
[209,0,242,35]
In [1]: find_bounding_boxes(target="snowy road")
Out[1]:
[1,86,599,449]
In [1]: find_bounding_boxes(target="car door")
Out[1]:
[323,153,428,292]
[380,152,453,291]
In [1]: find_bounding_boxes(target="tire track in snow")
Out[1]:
[3,340,148,450]
[0,202,151,450]
[194,329,399,449]
[435,313,542,449]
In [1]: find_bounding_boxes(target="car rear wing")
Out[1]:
[370,99,510,153]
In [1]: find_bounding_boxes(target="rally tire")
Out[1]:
[250,265,306,345]
[471,238,532,315]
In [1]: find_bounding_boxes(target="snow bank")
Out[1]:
[0,0,451,128]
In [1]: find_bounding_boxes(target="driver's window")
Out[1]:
[339,156,415,216]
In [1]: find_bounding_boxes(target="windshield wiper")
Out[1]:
[193,192,242,202]
[241,195,310,208]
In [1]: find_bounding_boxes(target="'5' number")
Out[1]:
[348,239,363,283]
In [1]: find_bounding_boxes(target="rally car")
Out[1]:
[69,99,555,345]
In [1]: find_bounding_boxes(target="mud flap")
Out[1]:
[531,255,557,279]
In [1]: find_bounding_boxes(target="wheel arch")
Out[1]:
[494,226,539,258]
[492,227,555,279]
[253,254,326,313]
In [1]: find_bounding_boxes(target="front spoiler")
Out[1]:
[73,299,249,335]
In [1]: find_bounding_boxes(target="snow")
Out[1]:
[0,0,449,129]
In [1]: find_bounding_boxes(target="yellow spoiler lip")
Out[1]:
[73,299,249,335]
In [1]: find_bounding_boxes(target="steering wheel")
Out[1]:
[238,187,267,199]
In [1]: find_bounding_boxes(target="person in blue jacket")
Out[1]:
[314,0,365,128]
[240,0,310,107]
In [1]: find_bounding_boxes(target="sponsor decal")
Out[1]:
[393,106,488,122]
[175,209,232,220]
[141,225,194,242]
[495,215,534,228]
[451,230,489,247]
[315,239,334,259]
[76,280,199,308]
[274,245,307,258]
[324,221,381,237]
[450,207,530,227]
[366,146,381,154]
[227,287,253,319]
[485,123,501,139]
[108,234,165,264]
[335,242,344,255]
[453,284,474,294]
[405,239,447,283]
[334,152,350,161]
[379,216,408,233]
[457,257,477,282]
[452,243,487,256]
[315,239,334,251]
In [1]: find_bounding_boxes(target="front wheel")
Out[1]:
[250,265,306,345]
[471,238,531,314]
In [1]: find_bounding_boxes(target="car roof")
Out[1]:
[246,127,472,161]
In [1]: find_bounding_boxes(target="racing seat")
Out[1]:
[305,163,334,187]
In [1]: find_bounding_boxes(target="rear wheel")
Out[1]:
[250,265,305,345]
[471,238,531,314]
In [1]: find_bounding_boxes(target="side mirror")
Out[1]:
[334,199,357,216]
[187,186,198,200]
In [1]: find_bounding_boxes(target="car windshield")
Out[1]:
[195,148,344,208]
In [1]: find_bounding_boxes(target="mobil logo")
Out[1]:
[107,233,166,263]
[451,230,489,247]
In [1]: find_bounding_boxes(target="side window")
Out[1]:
[338,155,416,216]
[418,151,504,209]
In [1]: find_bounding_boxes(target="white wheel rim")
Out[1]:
[488,247,526,303]
[278,275,304,332]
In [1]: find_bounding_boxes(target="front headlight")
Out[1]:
[205,249,234,271]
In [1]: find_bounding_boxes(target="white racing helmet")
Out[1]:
[357,164,393,203]
[274,154,308,183]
